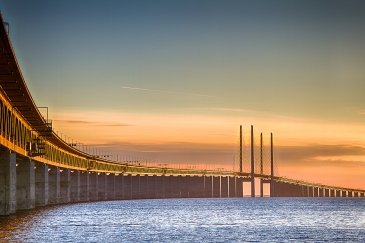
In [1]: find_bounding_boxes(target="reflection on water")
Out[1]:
[0,198,364,242]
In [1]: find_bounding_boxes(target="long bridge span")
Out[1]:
[0,15,364,216]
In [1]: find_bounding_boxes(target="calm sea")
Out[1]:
[0,198,364,242]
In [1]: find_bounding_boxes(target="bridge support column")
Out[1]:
[145,175,155,199]
[35,163,48,207]
[228,176,235,197]
[330,189,335,197]
[164,175,173,198]
[299,185,303,197]
[156,175,166,198]
[306,185,311,197]
[260,179,264,197]
[80,172,89,202]
[236,177,243,197]
[107,174,115,200]
[98,173,107,200]
[348,191,353,197]
[336,190,341,197]
[0,150,17,215]
[187,176,203,198]
[213,176,220,198]
[60,169,71,203]
[114,174,123,200]
[324,189,330,197]
[16,158,35,210]
[341,190,346,197]
[70,171,80,202]
[89,172,98,201]
[138,175,147,199]
[354,192,359,197]
[196,176,205,198]
[122,174,132,199]
[182,176,191,197]
[361,192,365,197]
[161,175,168,198]
[307,186,311,197]
[319,188,324,197]
[221,176,228,198]
[48,167,60,204]
[172,175,183,198]
[203,176,212,198]
[313,187,318,197]
[131,175,140,199]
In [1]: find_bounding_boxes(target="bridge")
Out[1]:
[0,15,364,216]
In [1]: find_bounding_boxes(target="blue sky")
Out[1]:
[2,0,364,118]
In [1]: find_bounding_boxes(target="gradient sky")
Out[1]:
[1,0,365,189]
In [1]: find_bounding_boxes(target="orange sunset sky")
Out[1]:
[1,1,364,189]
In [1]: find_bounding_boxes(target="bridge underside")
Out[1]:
[1,148,248,215]
[1,148,364,215]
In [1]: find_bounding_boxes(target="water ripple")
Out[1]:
[0,198,364,242]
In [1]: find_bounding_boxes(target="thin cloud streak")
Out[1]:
[121,86,216,98]
[54,119,130,127]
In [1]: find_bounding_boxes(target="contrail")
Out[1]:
[121,86,215,98]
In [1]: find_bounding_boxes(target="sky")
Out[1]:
[1,0,365,189]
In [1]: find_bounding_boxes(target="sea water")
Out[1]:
[0,198,364,242]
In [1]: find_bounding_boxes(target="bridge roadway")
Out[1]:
[0,15,364,216]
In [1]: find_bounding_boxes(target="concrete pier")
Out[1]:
[48,167,60,204]
[107,174,115,200]
[313,187,319,197]
[221,176,228,198]
[122,174,132,199]
[203,176,212,198]
[114,174,123,200]
[236,177,243,197]
[16,157,35,210]
[98,173,107,200]
[164,176,173,198]
[155,175,165,198]
[131,175,139,199]
[35,163,48,206]
[80,172,90,202]
[70,171,80,202]
[89,172,98,201]
[0,149,16,215]
[229,177,235,197]
[60,169,71,204]
[213,176,220,198]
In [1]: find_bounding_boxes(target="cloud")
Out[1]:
[54,119,130,127]
[209,107,252,113]
[120,86,215,98]
[276,144,365,160]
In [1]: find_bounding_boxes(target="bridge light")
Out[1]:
[60,169,63,173]
[16,163,19,167]
[48,168,51,172]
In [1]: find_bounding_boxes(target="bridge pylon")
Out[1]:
[250,125,255,197]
